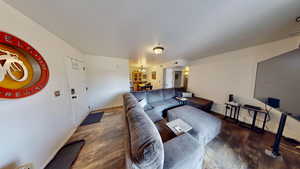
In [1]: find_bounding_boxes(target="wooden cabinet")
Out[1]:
[132,71,142,91]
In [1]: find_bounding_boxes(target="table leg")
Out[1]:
[272,112,288,156]
[234,107,238,119]
[236,106,240,123]
[233,107,237,122]
[262,113,268,132]
[251,111,258,130]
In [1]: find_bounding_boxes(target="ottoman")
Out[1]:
[167,105,221,145]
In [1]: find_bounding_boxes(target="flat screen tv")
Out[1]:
[254,48,300,120]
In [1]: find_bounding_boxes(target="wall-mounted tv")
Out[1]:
[254,48,300,120]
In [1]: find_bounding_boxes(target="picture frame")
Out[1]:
[152,71,156,80]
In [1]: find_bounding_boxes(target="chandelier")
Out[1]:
[138,65,146,73]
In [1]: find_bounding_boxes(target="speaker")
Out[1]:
[268,97,280,108]
[229,94,234,102]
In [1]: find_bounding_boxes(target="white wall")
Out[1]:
[189,36,300,141]
[147,65,164,89]
[0,1,88,169]
[85,55,130,110]
[145,60,189,90]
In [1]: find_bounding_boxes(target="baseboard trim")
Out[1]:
[41,111,89,169]
[42,127,77,169]
[42,106,121,168]
[92,105,123,113]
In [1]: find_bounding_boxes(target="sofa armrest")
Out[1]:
[163,133,204,169]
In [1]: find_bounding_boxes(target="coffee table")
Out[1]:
[175,97,188,105]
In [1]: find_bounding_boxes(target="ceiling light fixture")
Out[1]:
[153,44,164,55]
[138,65,146,73]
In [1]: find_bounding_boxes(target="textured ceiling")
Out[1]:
[4,0,300,65]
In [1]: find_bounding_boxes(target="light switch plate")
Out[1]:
[54,90,61,97]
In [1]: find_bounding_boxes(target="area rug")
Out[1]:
[203,137,248,169]
[80,112,104,126]
[45,140,85,169]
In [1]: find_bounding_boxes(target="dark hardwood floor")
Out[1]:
[215,112,300,169]
[68,107,125,169]
[68,107,300,169]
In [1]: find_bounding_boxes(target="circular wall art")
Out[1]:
[0,31,49,99]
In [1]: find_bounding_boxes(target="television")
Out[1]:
[254,48,300,120]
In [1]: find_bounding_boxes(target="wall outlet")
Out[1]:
[17,163,33,169]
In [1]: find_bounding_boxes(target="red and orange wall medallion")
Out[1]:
[0,32,49,99]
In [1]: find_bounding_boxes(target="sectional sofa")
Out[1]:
[123,93,204,169]
[131,88,184,122]
[123,88,221,169]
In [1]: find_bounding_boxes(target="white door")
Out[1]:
[164,68,174,88]
[64,56,89,126]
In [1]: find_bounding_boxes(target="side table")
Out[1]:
[242,105,269,133]
[224,102,241,123]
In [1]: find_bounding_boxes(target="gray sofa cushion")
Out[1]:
[131,91,147,101]
[145,111,163,123]
[150,101,169,109]
[127,106,164,169]
[147,90,164,103]
[144,104,154,111]
[146,107,165,118]
[147,100,180,117]
[163,133,204,169]
[174,88,184,97]
[163,99,180,107]
[163,88,176,100]
[167,105,221,145]
[148,102,170,117]
[123,93,139,111]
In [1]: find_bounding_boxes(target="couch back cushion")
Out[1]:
[147,90,164,103]
[123,93,139,112]
[163,88,176,100]
[131,91,147,101]
[127,106,164,169]
[175,87,185,97]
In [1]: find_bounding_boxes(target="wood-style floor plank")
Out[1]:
[68,107,125,169]
[68,107,300,169]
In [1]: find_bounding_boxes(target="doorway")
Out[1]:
[174,71,182,88]
[64,56,89,126]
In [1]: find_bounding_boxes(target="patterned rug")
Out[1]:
[203,137,248,169]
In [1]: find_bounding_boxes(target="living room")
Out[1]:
[1,1,300,169]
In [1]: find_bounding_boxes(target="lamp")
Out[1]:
[153,45,164,55]
[183,66,190,76]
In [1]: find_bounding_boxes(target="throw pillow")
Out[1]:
[138,98,147,108]
[182,92,193,98]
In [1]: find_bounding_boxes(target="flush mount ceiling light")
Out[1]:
[153,44,164,55]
